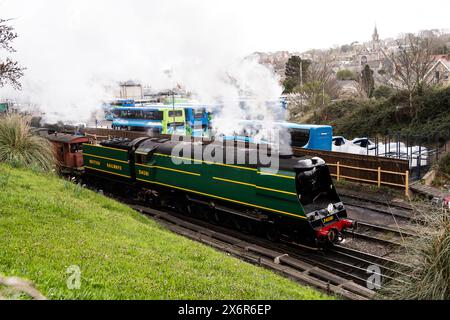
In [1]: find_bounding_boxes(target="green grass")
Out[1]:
[0,164,330,300]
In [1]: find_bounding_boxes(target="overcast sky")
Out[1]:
[1,0,450,54]
[1,0,449,123]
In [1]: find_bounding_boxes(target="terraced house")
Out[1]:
[428,57,450,86]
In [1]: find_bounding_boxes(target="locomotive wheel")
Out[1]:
[146,192,158,207]
[231,216,241,232]
[186,203,196,216]
[239,221,252,235]
[327,228,339,243]
[203,208,219,225]
[216,211,233,228]
[173,198,186,213]
[265,225,281,242]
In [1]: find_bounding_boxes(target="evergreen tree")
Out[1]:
[360,64,375,98]
[283,56,310,93]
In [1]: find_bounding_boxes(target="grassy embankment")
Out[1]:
[0,164,330,300]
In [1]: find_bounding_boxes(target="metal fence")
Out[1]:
[356,130,450,180]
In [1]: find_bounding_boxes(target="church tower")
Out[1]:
[372,24,380,51]
[372,25,379,42]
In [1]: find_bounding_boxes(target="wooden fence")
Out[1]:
[293,148,410,196]
[84,128,410,195]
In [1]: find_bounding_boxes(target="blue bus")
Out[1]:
[169,104,212,137]
[106,99,322,148]
[103,99,136,121]
[114,99,136,107]
[286,122,333,151]
[109,103,212,137]
[111,106,186,135]
[104,99,164,121]
[221,120,333,151]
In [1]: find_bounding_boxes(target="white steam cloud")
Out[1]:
[0,0,284,134]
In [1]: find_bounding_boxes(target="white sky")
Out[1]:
[1,0,449,54]
[1,0,449,124]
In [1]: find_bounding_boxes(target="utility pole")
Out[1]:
[300,59,303,107]
[300,59,303,87]
[322,83,325,106]
[172,89,176,132]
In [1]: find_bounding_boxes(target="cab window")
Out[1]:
[333,138,345,146]
[194,108,205,118]
[290,129,310,148]
[135,154,148,164]
[168,110,183,118]
[70,143,83,153]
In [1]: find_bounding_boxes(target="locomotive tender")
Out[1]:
[81,136,356,245]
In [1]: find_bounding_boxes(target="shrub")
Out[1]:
[0,114,55,171]
[373,85,394,99]
[380,206,450,299]
[438,153,450,178]
[336,69,356,81]
[306,86,450,138]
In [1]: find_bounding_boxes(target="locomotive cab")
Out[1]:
[295,157,356,243]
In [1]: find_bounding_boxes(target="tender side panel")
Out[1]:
[83,144,131,178]
[203,160,257,212]
[83,144,130,162]
[135,153,202,188]
[206,164,305,219]
[138,153,306,220]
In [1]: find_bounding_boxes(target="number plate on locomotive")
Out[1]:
[323,216,336,224]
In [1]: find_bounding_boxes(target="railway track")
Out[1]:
[342,198,417,223]
[339,190,413,212]
[344,221,418,247]
[338,190,424,249]
[131,204,375,300]
[124,201,413,300]
[339,191,428,224]
[330,245,414,283]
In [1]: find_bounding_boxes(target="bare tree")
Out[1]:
[0,19,25,89]
[384,34,434,111]
[419,29,450,54]
[295,50,339,109]
[309,50,339,98]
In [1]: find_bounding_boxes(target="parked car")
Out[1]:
[352,137,409,154]
[333,136,429,167]
[351,138,378,150]
[332,136,352,152]
[332,136,371,154]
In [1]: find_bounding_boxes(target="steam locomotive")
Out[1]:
[43,132,356,246]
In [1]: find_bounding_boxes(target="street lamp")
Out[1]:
[169,89,176,133]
